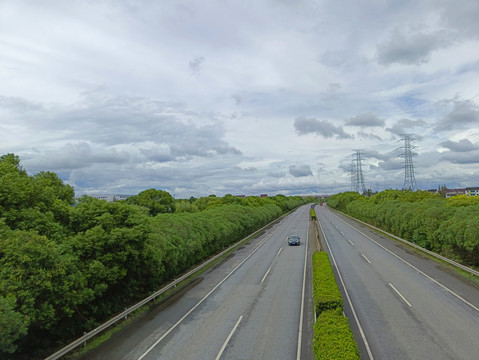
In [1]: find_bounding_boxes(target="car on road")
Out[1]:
[287,234,300,246]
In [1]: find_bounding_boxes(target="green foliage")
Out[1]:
[126,188,175,215]
[0,231,90,353]
[327,192,363,212]
[312,252,343,314]
[313,308,360,360]
[312,252,359,360]
[0,153,308,358]
[0,295,29,354]
[327,190,479,266]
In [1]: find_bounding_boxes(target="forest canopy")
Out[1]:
[0,154,307,358]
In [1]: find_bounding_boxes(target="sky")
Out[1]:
[1,0,479,198]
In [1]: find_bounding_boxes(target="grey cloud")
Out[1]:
[434,100,479,131]
[346,113,385,127]
[377,158,404,171]
[267,171,287,178]
[320,83,344,102]
[289,164,312,177]
[387,118,427,135]
[189,56,205,74]
[140,147,175,162]
[170,132,242,157]
[440,150,479,164]
[440,139,477,152]
[357,131,383,141]
[377,28,452,66]
[19,92,242,159]
[364,150,395,161]
[437,0,479,39]
[0,95,43,113]
[318,50,349,68]
[294,117,352,139]
[23,142,130,172]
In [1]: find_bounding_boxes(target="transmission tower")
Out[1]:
[352,150,366,194]
[398,134,417,191]
[348,162,355,192]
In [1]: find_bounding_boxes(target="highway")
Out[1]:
[316,205,479,360]
[84,205,314,360]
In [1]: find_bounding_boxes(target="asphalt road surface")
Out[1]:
[316,205,479,360]
[84,205,314,360]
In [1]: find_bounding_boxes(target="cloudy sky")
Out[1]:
[1,0,479,198]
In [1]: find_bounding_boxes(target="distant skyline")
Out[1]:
[1,0,479,198]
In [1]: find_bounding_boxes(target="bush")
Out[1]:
[313,308,360,360]
[312,251,359,360]
[312,251,343,314]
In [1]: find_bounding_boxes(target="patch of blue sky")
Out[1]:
[392,95,430,118]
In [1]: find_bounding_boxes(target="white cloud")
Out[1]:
[1,0,479,196]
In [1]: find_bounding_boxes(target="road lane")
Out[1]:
[316,205,479,360]
[85,205,312,360]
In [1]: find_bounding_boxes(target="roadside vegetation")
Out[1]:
[312,251,360,360]
[0,154,308,359]
[327,190,479,267]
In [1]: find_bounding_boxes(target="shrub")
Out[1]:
[313,308,360,360]
[312,251,343,315]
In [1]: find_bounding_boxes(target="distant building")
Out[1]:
[465,187,479,196]
[260,194,268,198]
[89,194,133,202]
[445,189,466,198]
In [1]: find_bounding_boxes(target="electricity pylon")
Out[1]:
[352,150,366,194]
[398,134,417,191]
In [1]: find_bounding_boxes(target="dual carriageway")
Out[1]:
[81,204,479,360]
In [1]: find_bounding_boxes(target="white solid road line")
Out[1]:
[361,253,372,264]
[215,316,243,360]
[277,248,282,257]
[389,283,412,307]
[137,229,278,360]
[330,212,479,313]
[296,214,309,360]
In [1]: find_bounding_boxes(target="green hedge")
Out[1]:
[312,251,359,360]
[313,308,360,360]
[312,251,343,314]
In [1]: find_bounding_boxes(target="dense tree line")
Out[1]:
[327,190,479,266]
[0,154,307,358]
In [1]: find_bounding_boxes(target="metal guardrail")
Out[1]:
[335,210,479,277]
[45,219,281,360]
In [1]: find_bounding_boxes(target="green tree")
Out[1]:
[0,231,89,352]
[126,189,175,215]
[0,295,30,355]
